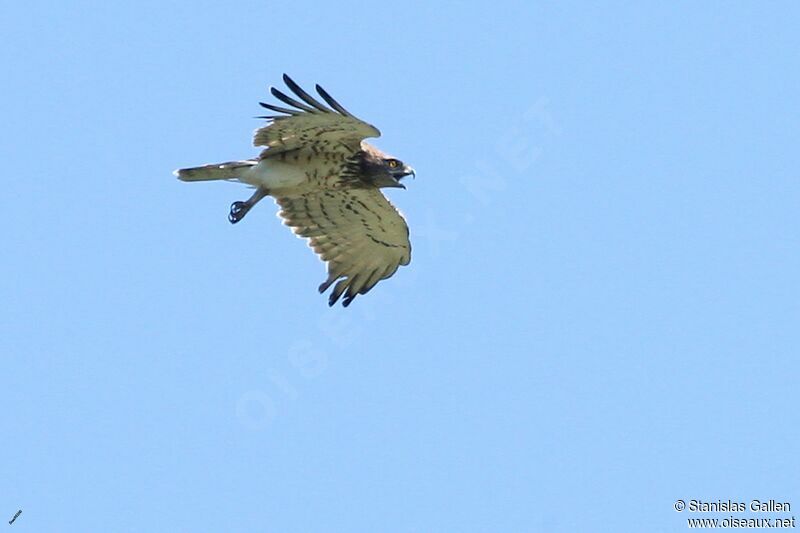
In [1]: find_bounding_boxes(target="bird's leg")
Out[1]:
[229,187,268,224]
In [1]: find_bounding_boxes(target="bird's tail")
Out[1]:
[174,160,258,182]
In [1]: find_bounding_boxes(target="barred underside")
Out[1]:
[276,188,411,307]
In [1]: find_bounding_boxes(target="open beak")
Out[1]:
[385,165,415,189]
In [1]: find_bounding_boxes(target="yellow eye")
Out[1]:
[388,159,399,168]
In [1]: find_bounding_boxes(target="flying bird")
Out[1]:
[175,74,415,307]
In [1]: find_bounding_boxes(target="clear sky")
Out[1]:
[2,2,799,532]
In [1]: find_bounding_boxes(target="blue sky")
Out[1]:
[2,1,799,531]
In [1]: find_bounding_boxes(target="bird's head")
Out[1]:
[353,146,415,189]
[379,157,415,189]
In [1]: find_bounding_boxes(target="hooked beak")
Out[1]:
[386,165,415,190]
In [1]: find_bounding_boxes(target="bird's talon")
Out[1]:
[229,201,249,224]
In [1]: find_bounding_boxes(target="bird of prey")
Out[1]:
[175,74,415,307]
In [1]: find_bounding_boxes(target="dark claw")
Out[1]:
[229,201,250,224]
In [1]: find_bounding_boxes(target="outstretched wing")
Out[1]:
[254,74,380,157]
[276,188,411,307]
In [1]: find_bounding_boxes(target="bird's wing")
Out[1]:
[276,188,411,307]
[254,74,380,157]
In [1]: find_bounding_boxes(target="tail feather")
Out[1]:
[174,160,257,182]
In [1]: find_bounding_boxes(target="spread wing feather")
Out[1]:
[276,188,411,307]
[281,75,331,113]
[254,74,380,157]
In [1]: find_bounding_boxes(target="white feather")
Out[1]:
[239,159,309,192]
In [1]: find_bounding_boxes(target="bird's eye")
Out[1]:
[387,159,400,168]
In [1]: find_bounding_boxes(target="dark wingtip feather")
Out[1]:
[328,279,349,306]
[270,87,318,113]
[259,101,300,115]
[315,84,352,117]
[282,74,330,113]
[319,276,336,294]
